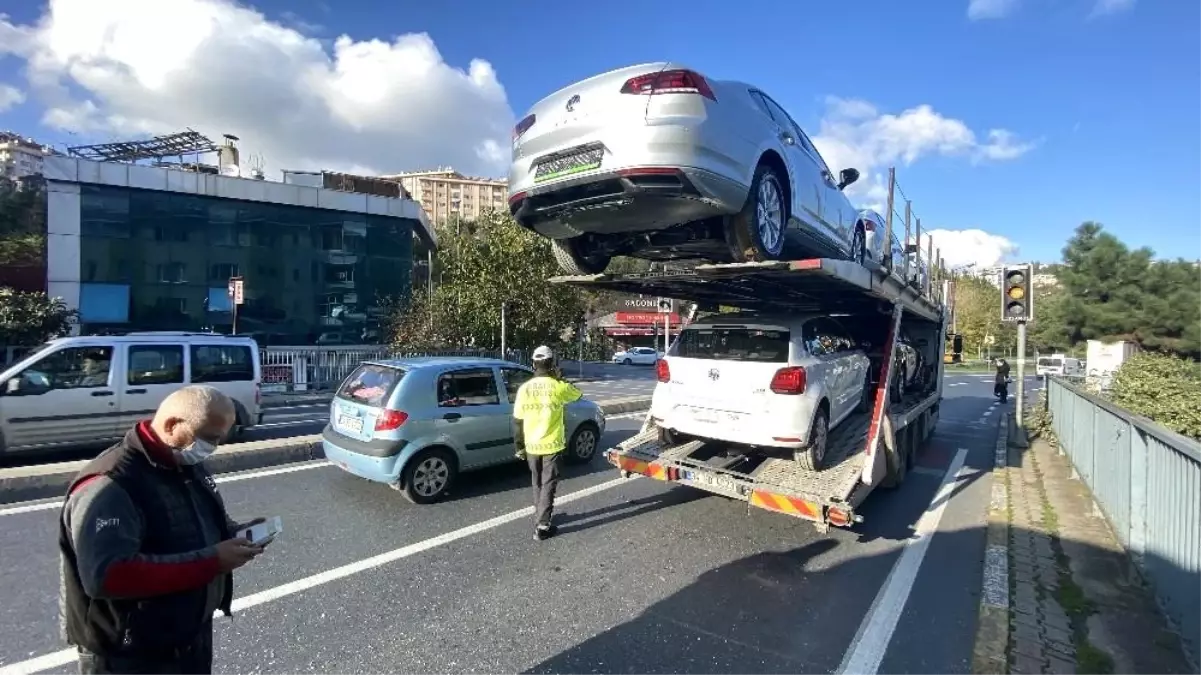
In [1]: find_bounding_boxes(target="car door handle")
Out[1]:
[90,391,114,397]
[442,413,461,422]
[125,388,147,395]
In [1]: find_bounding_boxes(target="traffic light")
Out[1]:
[1001,264,1033,322]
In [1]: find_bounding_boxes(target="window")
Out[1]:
[326,264,355,283]
[336,364,405,407]
[128,345,185,385]
[154,225,188,242]
[210,263,239,281]
[676,327,789,363]
[191,345,255,383]
[15,346,114,391]
[500,367,534,401]
[437,368,499,407]
[157,263,186,283]
[802,319,853,357]
[321,228,344,251]
[79,284,130,323]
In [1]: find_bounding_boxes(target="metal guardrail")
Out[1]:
[1045,375,1200,664]
[259,346,530,393]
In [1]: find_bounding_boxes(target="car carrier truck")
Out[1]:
[550,257,950,532]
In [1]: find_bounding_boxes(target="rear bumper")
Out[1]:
[322,425,407,485]
[509,166,745,239]
[653,405,813,449]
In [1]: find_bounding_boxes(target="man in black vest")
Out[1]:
[59,385,267,674]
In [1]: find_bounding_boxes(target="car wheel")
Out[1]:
[725,163,787,262]
[794,406,828,471]
[851,225,866,264]
[551,237,611,275]
[400,448,457,505]
[623,358,632,365]
[566,423,600,464]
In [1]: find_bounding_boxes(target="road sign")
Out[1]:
[984,334,995,346]
[227,276,245,305]
[656,297,673,313]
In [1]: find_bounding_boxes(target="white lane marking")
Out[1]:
[0,461,332,518]
[0,476,629,675]
[836,447,969,675]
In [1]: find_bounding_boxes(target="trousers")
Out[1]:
[527,452,563,528]
[77,622,214,674]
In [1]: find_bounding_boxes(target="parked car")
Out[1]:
[0,332,262,456]
[508,62,878,275]
[322,357,606,504]
[648,312,871,471]
[858,208,930,291]
[612,347,660,365]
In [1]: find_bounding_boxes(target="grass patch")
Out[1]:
[1076,642,1116,674]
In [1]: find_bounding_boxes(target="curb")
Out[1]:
[971,411,1012,674]
[0,396,651,505]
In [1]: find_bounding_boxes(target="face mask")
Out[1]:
[176,438,217,465]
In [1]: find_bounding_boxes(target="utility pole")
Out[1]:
[577,316,584,380]
[500,301,507,361]
[1016,321,1028,428]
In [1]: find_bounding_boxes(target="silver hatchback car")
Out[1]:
[322,357,606,504]
[508,62,868,275]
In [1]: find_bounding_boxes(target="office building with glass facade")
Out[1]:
[43,156,435,343]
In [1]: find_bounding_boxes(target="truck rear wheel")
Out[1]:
[794,408,828,471]
[882,424,910,489]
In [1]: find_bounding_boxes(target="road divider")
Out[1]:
[0,396,651,505]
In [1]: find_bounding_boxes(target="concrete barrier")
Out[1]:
[0,396,651,505]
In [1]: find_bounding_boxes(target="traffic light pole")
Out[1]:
[1015,320,1027,429]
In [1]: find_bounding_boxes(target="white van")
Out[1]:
[0,332,262,456]
[1035,354,1083,377]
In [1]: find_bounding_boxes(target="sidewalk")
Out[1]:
[998,429,1194,674]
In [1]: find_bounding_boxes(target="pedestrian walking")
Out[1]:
[513,345,584,541]
[59,385,268,674]
[994,357,1011,400]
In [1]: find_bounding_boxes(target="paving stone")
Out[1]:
[1045,637,1075,660]
[1013,635,1046,660]
[1042,608,1071,632]
[1011,654,1045,674]
[1011,611,1042,631]
[1042,624,1073,646]
[1012,622,1042,644]
[1046,655,1077,674]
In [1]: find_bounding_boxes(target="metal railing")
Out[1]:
[1045,376,1200,664]
[259,345,529,393]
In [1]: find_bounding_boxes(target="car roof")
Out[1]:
[48,333,257,345]
[364,356,525,371]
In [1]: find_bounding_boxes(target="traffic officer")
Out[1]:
[513,345,584,541]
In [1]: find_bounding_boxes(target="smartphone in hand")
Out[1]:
[239,517,283,546]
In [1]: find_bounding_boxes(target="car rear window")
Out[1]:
[191,345,255,383]
[1038,358,1063,367]
[675,327,790,362]
[336,364,405,407]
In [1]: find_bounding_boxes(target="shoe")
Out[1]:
[534,524,558,541]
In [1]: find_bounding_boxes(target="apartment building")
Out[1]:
[381,168,507,225]
[0,131,49,180]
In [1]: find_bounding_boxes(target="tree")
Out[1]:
[389,212,588,352]
[949,275,1016,358]
[0,288,76,345]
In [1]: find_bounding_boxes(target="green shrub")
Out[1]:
[1109,352,1201,440]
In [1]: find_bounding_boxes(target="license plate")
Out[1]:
[690,407,717,424]
[338,415,363,435]
[533,147,603,182]
[685,470,736,492]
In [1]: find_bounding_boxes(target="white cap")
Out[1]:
[532,345,554,361]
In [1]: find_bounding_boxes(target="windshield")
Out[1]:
[675,327,789,362]
[336,364,405,407]
[1038,358,1063,368]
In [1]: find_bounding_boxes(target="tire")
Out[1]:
[882,425,910,489]
[658,426,686,447]
[725,163,787,262]
[566,423,600,464]
[551,237,611,275]
[623,358,632,365]
[851,225,866,264]
[400,447,458,505]
[794,406,828,471]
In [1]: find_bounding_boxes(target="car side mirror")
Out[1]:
[4,376,46,396]
[837,168,860,191]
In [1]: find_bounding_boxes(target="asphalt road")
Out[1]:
[0,373,1036,674]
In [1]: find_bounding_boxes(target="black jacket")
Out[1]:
[59,427,234,656]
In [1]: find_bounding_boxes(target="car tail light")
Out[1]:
[513,113,536,140]
[770,367,807,395]
[375,409,409,431]
[254,383,261,406]
[655,359,671,383]
[508,190,527,205]
[620,69,716,101]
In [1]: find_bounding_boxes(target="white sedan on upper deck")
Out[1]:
[508,63,881,275]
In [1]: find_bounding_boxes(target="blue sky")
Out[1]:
[0,0,1198,266]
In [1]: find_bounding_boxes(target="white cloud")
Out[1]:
[0,0,515,178]
[967,0,1020,20]
[925,228,1019,270]
[1090,0,1136,17]
[0,83,25,112]
[810,96,1036,213]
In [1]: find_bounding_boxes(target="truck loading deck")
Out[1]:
[551,256,950,531]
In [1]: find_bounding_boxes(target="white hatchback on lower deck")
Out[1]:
[649,312,871,470]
